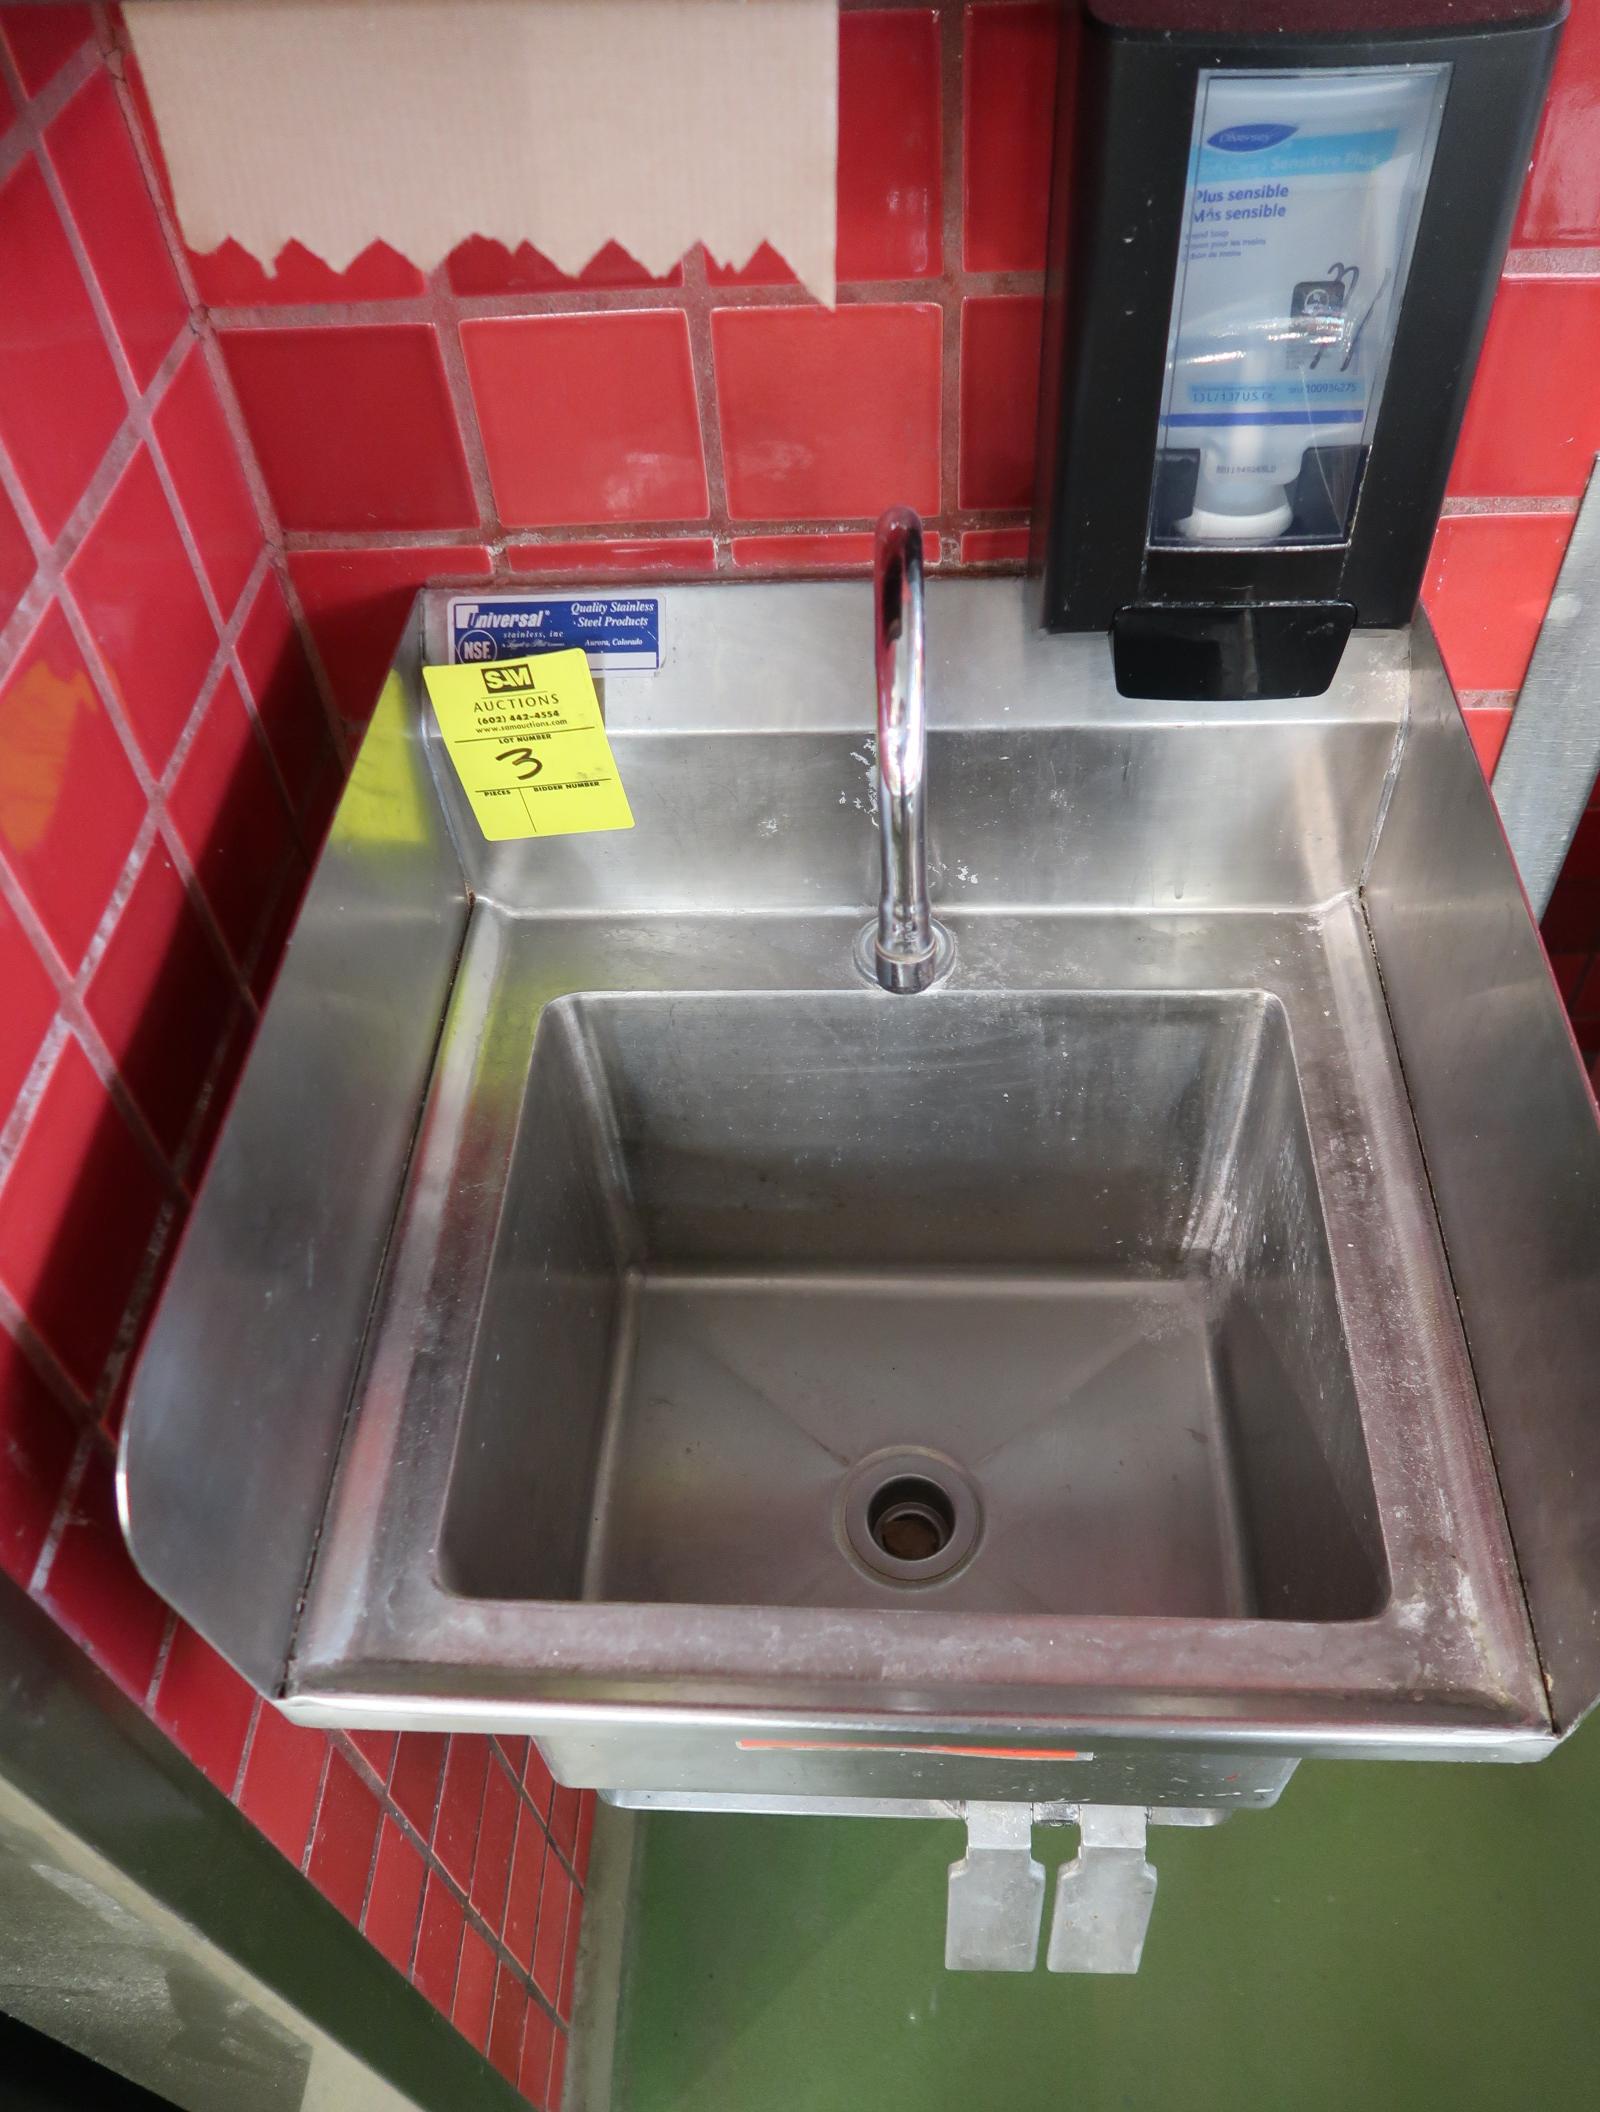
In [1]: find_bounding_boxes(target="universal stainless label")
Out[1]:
[447,594,662,673]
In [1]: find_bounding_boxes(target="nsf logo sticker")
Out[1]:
[447,595,660,674]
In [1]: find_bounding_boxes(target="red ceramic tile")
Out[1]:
[0,1037,165,1394]
[432,1735,490,1891]
[713,304,941,521]
[557,1908,581,2024]
[964,2,1064,272]
[519,2001,555,2106]
[471,1753,520,1929]
[840,8,940,280]
[0,605,143,969]
[362,1816,427,1974]
[960,295,1044,509]
[307,1750,382,1923]
[1451,278,1600,500]
[548,1780,581,1866]
[504,1804,547,1970]
[448,237,680,297]
[179,998,250,1190]
[68,447,218,773]
[572,1792,596,1887]
[246,852,308,1006]
[504,538,716,577]
[287,545,492,728]
[1543,868,1600,954]
[47,71,186,391]
[0,158,125,540]
[153,350,263,621]
[411,1871,466,2012]
[236,576,333,816]
[0,478,34,631]
[547,2025,569,2111]
[0,1331,76,1587]
[1464,705,1514,781]
[40,1440,168,1698]
[496,1736,529,1777]
[1423,512,1576,696]
[452,1923,496,2050]
[522,1740,555,1821]
[388,1730,448,1835]
[532,1851,572,2006]
[462,311,707,529]
[170,671,295,968]
[151,1622,255,1794]
[87,840,236,1158]
[1516,0,1600,245]
[1550,951,1589,1008]
[0,4,93,95]
[961,526,1031,564]
[488,1962,528,2084]
[219,326,476,533]
[0,897,57,1121]
[347,1729,397,1778]
[1565,806,1600,881]
[709,11,940,287]
[237,1704,328,1864]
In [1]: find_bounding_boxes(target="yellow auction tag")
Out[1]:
[421,649,634,842]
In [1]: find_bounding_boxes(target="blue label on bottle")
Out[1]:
[1196,127,1400,181]
[447,595,661,673]
[1206,122,1298,152]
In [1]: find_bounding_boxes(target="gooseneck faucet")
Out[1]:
[855,506,954,994]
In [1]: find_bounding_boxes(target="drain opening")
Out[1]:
[868,1476,955,1563]
[839,1449,980,1585]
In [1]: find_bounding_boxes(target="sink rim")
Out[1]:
[291,894,1546,1748]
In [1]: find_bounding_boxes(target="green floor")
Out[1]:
[614,1723,1600,2110]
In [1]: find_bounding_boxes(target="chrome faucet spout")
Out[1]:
[856,506,954,994]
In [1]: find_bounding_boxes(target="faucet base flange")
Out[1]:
[853,918,956,994]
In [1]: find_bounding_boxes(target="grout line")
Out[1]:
[677,246,731,572]
[300,1744,335,1877]
[0,1277,92,1431]
[144,1611,178,1711]
[231,1698,264,1806]
[0,34,104,187]
[937,0,965,524]
[1439,494,1584,517]
[1503,247,1600,278]
[26,1428,93,1600]
[426,260,502,541]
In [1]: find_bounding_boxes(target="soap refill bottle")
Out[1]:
[1158,68,1444,545]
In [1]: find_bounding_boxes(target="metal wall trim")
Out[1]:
[1492,457,1600,917]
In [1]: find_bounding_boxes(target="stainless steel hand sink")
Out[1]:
[120,578,1600,1953]
[446,988,1382,1626]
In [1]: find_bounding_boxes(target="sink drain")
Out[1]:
[840,1449,980,1585]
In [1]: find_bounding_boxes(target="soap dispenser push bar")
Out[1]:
[856,506,954,994]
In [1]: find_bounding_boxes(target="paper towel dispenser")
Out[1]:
[1033,0,1565,697]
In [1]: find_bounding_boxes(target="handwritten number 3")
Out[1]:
[496,746,543,780]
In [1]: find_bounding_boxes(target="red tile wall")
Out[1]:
[0,13,586,2101]
[2,10,1598,2096]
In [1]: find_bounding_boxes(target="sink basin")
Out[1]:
[120,578,1600,1813]
[444,989,1382,1624]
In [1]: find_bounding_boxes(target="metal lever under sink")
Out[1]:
[854,505,954,993]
